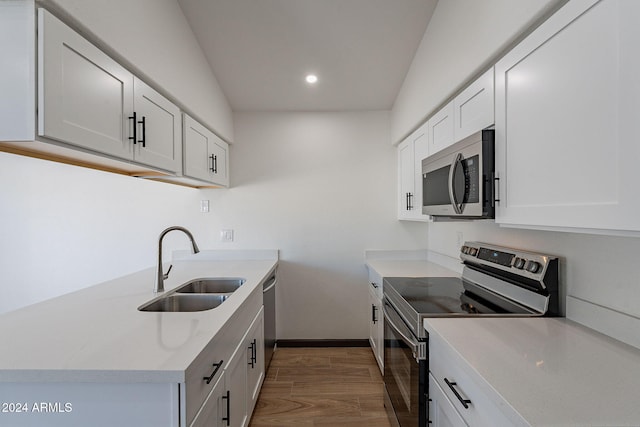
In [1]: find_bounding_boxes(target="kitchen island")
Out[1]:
[0,250,278,426]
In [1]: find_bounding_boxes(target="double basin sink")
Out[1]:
[139,278,245,312]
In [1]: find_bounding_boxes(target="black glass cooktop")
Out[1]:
[385,277,466,314]
[383,276,520,316]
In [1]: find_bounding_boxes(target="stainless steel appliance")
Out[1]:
[263,269,277,369]
[382,242,559,427]
[421,130,495,219]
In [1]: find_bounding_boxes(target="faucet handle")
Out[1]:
[163,264,173,280]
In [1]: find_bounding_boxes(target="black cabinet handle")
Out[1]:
[408,192,413,210]
[202,360,223,385]
[371,304,378,324]
[370,282,378,289]
[248,339,257,368]
[128,112,137,144]
[209,154,218,173]
[444,378,471,409]
[138,116,146,147]
[222,390,230,426]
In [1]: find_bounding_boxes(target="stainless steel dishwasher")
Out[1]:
[262,269,277,368]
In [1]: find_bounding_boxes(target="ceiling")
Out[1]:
[177,0,438,112]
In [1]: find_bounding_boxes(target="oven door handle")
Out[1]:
[383,302,420,356]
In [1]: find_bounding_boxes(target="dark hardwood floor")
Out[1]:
[249,347,391,426]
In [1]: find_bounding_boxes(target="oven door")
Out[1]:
[383,300,427,427]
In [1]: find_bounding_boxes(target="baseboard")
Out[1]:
[277,339,370,348]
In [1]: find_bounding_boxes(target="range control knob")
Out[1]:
[461,246,469,254]
[468,247,478,256]
[525,261,541,273]
[514,258,526,269]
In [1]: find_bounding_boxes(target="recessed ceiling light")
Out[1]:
[305,74,318,84]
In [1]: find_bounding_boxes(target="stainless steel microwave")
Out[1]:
[421,129,495,219]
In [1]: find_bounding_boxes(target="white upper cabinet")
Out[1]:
[38,8,133,160]
[398,122,429,221]
[183,114,230,187]
[133,78,182,173]
[427,102,454,156]
[495,0,640,234]
[453,68,494,142]
[2,3,230,185]
[427,68,494,157]
[38,9,183,173]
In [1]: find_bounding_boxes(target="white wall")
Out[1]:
[0,152,208,313]
[200,111,429,339]
[391,0,562,144]
[46,0,234,142]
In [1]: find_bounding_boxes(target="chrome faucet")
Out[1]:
[155,226,200,293]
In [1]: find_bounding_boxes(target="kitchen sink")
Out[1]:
[139,294,228,312]
[175,278,245,294]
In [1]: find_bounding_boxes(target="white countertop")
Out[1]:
[366,259,460,278]
[365,249,461,279]
[424,317,640,426]
[0,251,278,383]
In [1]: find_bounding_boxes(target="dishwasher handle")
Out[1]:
[263,275,277,293]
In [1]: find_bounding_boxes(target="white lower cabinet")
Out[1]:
[428,374,468,427]
[246,308,265,415]
[227,341,249,427]
[191,372,227,427]
[367,278,384,374]
[428,329,516,427]
[495,0,640,234]
[226,307,265,427]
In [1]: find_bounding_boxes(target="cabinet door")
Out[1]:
[453,68,494,142]
[246,308,265,415]
[191,373,226,427]
[428,374,468,427]
[38,9,133,160]
[209,137,230,187]
[398,137,415,219]
[183,114,229,186]
[368,289,378,355]
[398,124,429,221]
[428,102,454,155]
[495,0,640,233]
[226,340,248,427]
[368,287,384,374]
[133,78,182,172]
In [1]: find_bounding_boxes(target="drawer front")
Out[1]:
[367,270,383,299]
[429,335,517,426]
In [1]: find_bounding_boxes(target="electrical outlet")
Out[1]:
[456,231,464,248]
[200,200,210,213]
[220,229,234,242]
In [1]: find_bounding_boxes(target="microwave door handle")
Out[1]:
[448,153,464,214]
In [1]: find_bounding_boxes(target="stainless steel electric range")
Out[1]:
[382,241,560,427]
